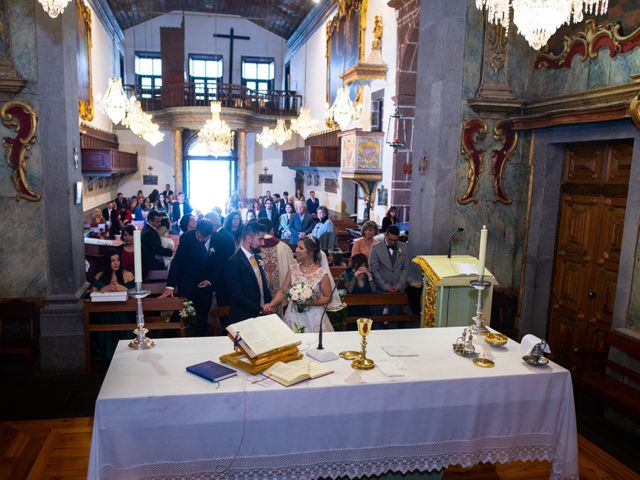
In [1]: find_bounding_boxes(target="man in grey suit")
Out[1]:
[289,201,314,245]
[369,226,409,316]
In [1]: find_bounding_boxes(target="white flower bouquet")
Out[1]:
[286,282,316,313]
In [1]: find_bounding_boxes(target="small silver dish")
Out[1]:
[522,355,549,366]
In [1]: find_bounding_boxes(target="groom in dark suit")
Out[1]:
[225,221,273,326]
[160,219,217,336]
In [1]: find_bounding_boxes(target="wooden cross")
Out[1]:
[213,28,250,84]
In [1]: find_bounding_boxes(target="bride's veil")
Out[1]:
[320,250,346,312]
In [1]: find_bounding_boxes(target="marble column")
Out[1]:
[173,127,183,193]
[408,0,468,259]
[36,4,88,372]
[238,129,247,197]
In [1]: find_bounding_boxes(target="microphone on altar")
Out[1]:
[306,271,346,363]
[447,227,464,258]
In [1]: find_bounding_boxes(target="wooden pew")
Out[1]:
[145,270,169,282]
[339,292,420,330]
[209,306,231,336]
[574,329,640,421]
[83,296,185,372]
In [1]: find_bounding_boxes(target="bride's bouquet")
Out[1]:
[286,282,316,313]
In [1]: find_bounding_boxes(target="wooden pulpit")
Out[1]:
[412,255,498,328]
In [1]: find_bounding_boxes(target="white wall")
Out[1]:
[250,136,296,199]
[123,13,286,89]
[116,128,174,198]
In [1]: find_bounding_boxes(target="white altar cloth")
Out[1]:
[88,328,578,480]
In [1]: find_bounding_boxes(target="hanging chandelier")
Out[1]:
[326,87,360,131]
[198,101,235,157]
[272,118,292,146]
[476,0,609,50]
[256,126,276,149]
[122,96,164,146]
[290,107,320,140]
[141,122,164,147]
[98,78,129,125]
[37,0,72,18]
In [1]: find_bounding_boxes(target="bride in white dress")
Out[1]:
[264,237,334,333]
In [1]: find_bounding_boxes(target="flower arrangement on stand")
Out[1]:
[286,282,316,313]
[180,300,198,336]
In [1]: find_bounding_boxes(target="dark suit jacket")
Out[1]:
[277,200,287,215]
[208,231,235,306]
[258,208,279,230]
[102,207,118,223]
[162,189,173,200]
[225,249,272,326]
[306,197,319,215]
[289,213,314,244]
[141,223,173,275]
[171,201,192,223]
[166,230,209,300]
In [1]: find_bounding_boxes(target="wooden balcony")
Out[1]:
[82,149,138,176]
[126,83,301,117]
[282,145,340,168]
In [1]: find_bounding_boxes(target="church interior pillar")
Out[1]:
[173,127,183,193]
[238,128,247,197]
[36,4,87,372]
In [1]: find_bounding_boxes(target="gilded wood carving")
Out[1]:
[458,118,487,205]
[491,120,517,204]
[535,20,640,70]
[77,0,94,121]
[0,100,40,201]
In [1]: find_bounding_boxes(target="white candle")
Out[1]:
[478,225,488,278]
[134,229,142,283]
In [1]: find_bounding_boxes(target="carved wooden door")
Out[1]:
[548,142,631,371]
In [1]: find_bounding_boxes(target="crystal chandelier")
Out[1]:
[38,0,72,18]
[272,118,292,146]
[198,101,235,157]
[476,0,609,50]
[256,126,276,149]
[98,78,129,125]
[122,96,164,146]
[327,87,360,131]
[141,122,164,147]
[290,107,320,140]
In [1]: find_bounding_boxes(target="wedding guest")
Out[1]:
[369,226,409,294]
[258,198,279,229]
[115,192,127,210]
[289,201,313,245]
[162,184,173,201]
[179,213,197,234]
[279,202,294,240]
[171,192,192,230]
[223,210,243,250]
[295,188,305,202]
[119,206,132,224]
[102,201,118,224]
[141,210,173,274]
[351,220,379,258]
[149,189,159,204]
[306,190,319,216]
[92,250,134,293]
[90,208,105,228]
[381,206,399,233]
[311,206,336,251]
[132,198,144,221]
[344,253,376,319]
[245,209,257,222]
[143,197,152,212]
[119,225,136,274]
[156,215,174,269]
[155,193,169,213]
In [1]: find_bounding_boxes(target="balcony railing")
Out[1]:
[126,83,302,117]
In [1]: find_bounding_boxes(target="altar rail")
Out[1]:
[126,83,301,116]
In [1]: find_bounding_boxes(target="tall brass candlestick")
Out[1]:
[351,318,375,370]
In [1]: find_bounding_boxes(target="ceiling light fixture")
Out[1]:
[326,87,360,131]
[98,77,129,125]
[476,0,609,50]
[198,101,235,157]
[37,0,72,18]
[257,126,276,149]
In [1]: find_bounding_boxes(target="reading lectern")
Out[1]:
[412,255,498,328]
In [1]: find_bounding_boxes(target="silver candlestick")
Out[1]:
[469,275,491,334]
[128,281,155,350]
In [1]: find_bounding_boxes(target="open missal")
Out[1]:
[263,358,334,387]
[90,291,128,302]
[226,314,301,358]
[186,361,237,382]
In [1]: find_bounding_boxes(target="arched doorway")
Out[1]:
[184,135,237,213]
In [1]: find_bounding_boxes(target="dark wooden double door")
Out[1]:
[548,141,632,371]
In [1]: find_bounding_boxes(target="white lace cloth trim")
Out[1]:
[103,438,577,480]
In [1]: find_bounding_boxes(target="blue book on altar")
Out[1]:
[186,361,237,382]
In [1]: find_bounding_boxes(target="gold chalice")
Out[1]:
[351,318,375,370]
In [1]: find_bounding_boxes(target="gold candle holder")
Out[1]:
[351,318,375,370]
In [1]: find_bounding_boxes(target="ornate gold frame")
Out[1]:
[458,118,487,205]
[77,0,94,121]
[0,100,40,201]
[325,0,368,104]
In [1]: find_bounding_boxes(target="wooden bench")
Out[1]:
[574,329,640,421]
[209,306,231,336]
[145,270,169,282]
[83,296,185,372]
[338,292,420,330]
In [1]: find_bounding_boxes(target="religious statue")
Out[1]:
[372,16,383,51]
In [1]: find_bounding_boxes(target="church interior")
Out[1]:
[1,0,640,478]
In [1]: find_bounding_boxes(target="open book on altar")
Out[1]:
[226,314,301,359]
[263,358,334,387]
